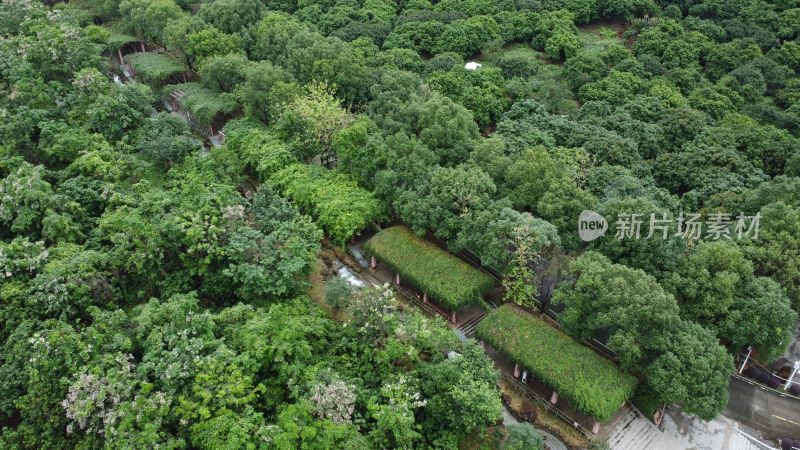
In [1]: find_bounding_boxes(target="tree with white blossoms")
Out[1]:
[347,285,397,344]
[368,374,428,450]
[61,353,136,436]
[309,379,357,424]
[0,237,48,280]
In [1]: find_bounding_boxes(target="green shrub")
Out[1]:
[363,226,494,311]
[476,305,637,421]
[270,164,383,246]
[496,52,540,79]
[503,423,544,450]
[325,276,354,310]
[223,119,297,180]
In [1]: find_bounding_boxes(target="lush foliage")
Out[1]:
[554,252,735,419]
[126,52,186,85]
[270,164,383,246]
[164,83,238,127]
[3,0,800,439]
[364,226,495,311]
[476,305,638,421]
[0,4,504,448]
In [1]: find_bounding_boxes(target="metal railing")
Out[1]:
[501,373,592,437]
[735,353,800,399]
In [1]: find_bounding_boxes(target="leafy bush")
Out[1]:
[126,52,186,85]
[363,226,495,311]
[224,119,297,180]
[496,52,540,79]
[476,305,637,421]
[325,276,353,310]
[503,423,544,450]
[270,164,383,246]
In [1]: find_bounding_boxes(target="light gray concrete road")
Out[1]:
[724,375,800,441]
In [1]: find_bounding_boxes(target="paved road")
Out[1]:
[724,375,800,441]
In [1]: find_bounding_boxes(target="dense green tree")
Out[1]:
[119,0,184,44]
[579,70,647,105]
[555,252,681,369]
[721,277,797,361]
[277,82,355,160]
[644,320,733,420]
[395,165,496,241]
[222,190,322,302]
[240,61,295,124]
[417,94,480,165]
[591,196,684,278]
[532,10,580,61]
[135,112,203,168]
[183,27,242,69]
[0,162,54,238]
[418,344,502,446]
[427,67,509,129]
[198,52,251,94]
[37,122,110,166]
[197,0,264,34]
[454,206,560,273]
[431,15,502,57]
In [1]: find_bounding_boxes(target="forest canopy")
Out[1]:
[1,0,798,447]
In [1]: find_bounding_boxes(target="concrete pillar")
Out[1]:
[395,272,400,285]
[423,292,428,304]
[451,311,457,324]
[592,421,600,435]
[118,48,123,63]
[140,42,145,52]
[521,370,528,384]
[550,391,558,405]
[513,364,520,378]
[370,256,376,269]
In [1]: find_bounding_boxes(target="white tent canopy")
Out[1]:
[464,61,482,70]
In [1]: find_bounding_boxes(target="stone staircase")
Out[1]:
[607,408,770,450]
[459,312,487,339]
[607,409,662,450]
